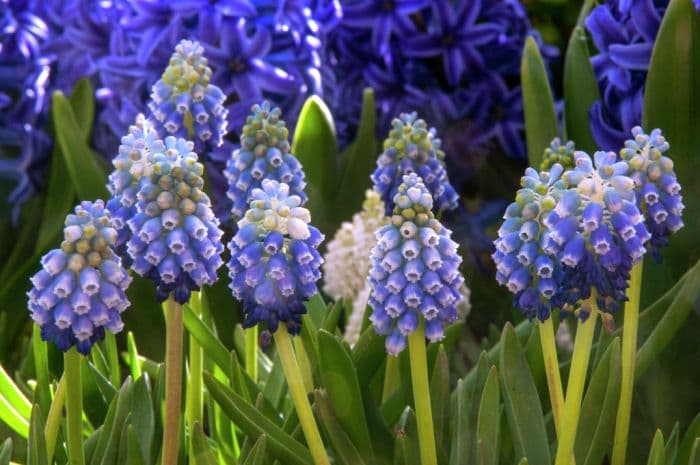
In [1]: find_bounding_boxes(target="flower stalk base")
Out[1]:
[64,348,85,465]
[162,296,184,465]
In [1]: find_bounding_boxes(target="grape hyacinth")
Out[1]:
[492,163,568,321]
[620,127,684,256]
[228,179,324,334]
[541,138,576,172]
[148,40,228,148]
[372,113,459,216]
[127,136,224,303]
[323,189,388,301]
[225,102,307,220]
[28,200,131,354]
[548,151,651,316]
[368,173,464,355]
[106,115,165,261]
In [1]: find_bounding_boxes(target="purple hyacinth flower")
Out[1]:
[28,200,131,354]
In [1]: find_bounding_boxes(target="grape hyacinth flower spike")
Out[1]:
[126,136,224,303]
[106,115,166,263]
[228,179,323,334]
[28,200,131,354]
[541,138,576,172]
[372,113,459,216]
[493,163,567,321]
[148,40,228,148]
[225,102,307,220]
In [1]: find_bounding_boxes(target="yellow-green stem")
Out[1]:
[162,296,184,465]
[611,261,643,465]
[45,375,67,463]
[554,306,598,465]
[407,319,438,465]
[382,355,400,402]
[64,348,85,465]
[274,326,330,465]
[187,292,204,463]
[245,326,259,382]
[293,337,314,393]
[538,318,566,435]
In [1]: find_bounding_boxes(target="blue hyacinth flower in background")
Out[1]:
[372,112,459,216]
[368,173,464,355]
[28,200,131,354]
[126,135,224,303]
[228,179,324,334]
[225,102,307,220]
[619,126,684,257]
[493,163,568,321]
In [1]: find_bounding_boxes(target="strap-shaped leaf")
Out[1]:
[89,378,134,465]
[314,391,367,465]
[190,422,219,465]
[318,330,375,463]
[676,413,700,465]
[665,422,680,465]
[203,372,313,465]
[241,434,268,465]
[431,347,450,464]
[499,324,551,465]
[0,364,31,421]
[395,409,420,465]
[352,326,386,388]
[521,36,558,168]
[130,375,154,465]
[183,304,231,377]
[124,426,146,465]
[26,405,47,465]
[647,430,666,465]
[689,438,700,465]
[476,367,501,465]
[0,438,11,465]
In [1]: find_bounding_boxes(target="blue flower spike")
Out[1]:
[368,173,464,355]
[620,127,684,256]
[28,201,132,355]
[548,151,650,317]
[493,163,568,321]
[225,102,307,220]
[148,39,228,148]
[541,138,576,171]
[126,136,224,303]
[107,115,166,261]
[372,113,459,216]
[228,179,324,334]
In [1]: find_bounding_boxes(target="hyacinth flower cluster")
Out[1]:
[225,102,307,220]
[620,127,684,256]
[228,179,324,334]
[148,40,228,149]
[126,136,224,303]
[493,164,568,321]
[106,115,165,261]
[368,173,464,355]
[372,113,459,216]
[28,200,131,354]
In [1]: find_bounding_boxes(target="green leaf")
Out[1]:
[689,438,700,465]
[574,338,621,465]
[647,430,666,465]
[395,409,421,465]
[130,375,154,464]
[676,413,700,465]
[68,78,95,141]
[321,299,344,333]
[183,304,231,377]
[430,346,450,465]
[51,91,108,201]
[314,391,367,465]
[191,422,219,465]
[0,382,29,438]
[125,426,147,465]
[27,405,47,465]
[0,364,31,420]
[36,143,75,253]
[563,27,600,153]
[89,378,134,465]
[336,88,377,216]
[126,332,142,381]
[499,323,551,465]
[31,326,52,419]
[317,330,375,463]
[87,362,118,405]
[665,422,680,465]
[0,438,11,465]
[476,367,501,465]
[203,372,313,465]
[521,36,558,168]
[241,434,268,465]
[352,325,386,388]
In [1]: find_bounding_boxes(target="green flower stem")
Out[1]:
[407,319,438,465]
[274,325,330,465]
[293,337,314,393]
[554,304,598,465]
[245,326,259,382]
[382,355,400,402]
[64,347,85,465]
[538,318,566,435]
[162,296,184,465]
[45,374,67,464]
[611,261,643,465]
[187,292,204,463]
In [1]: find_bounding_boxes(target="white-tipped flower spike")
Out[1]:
[148,40,228,149]
[228,179,324,334]
[107,115,165,262]
[323,190,389,301]
[126,136,224,303]
[620,127,684,258]
[368,173,464,355]
[28,201,132,354]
